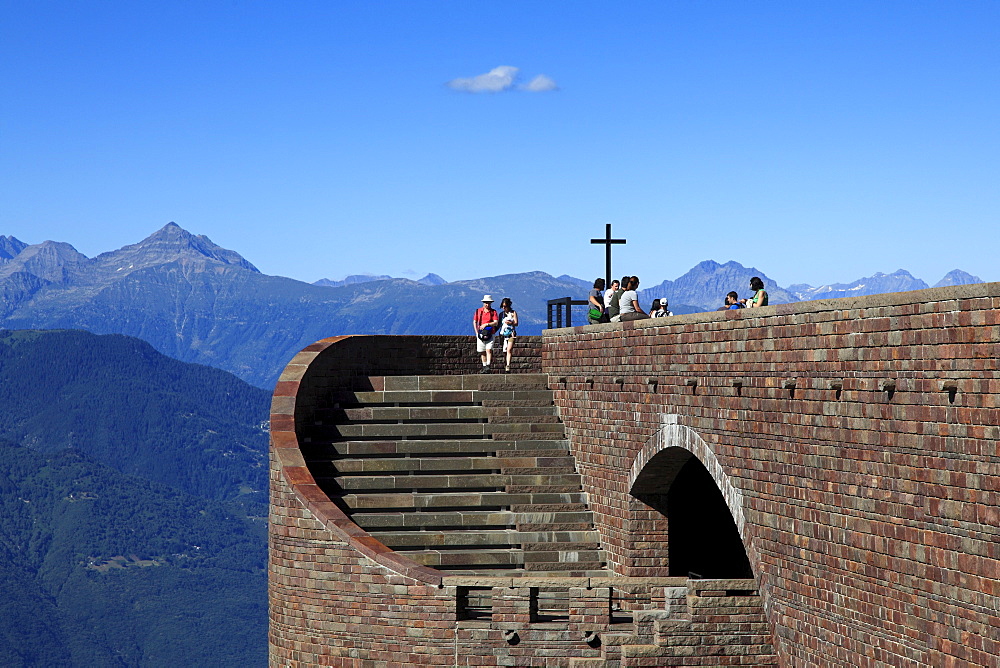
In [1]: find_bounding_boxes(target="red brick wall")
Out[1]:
[543,283,1000,667]
[269,333,778,666]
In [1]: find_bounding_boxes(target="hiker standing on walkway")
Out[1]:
[498,297,518,372]
[473,295,500,373]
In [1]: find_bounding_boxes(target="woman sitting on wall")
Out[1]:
[614,276,648,322]
[745,276,768,308]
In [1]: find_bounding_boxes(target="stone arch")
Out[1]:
[628,414,753,578]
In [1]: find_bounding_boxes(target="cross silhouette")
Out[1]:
[590,223,627,288]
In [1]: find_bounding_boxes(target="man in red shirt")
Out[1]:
[473,295,500,373]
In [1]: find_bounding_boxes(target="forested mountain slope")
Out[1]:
[0,443,266,667]
[0,329,270,666]
[0,329,269,503]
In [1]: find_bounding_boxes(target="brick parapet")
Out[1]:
[542,282,1000,666]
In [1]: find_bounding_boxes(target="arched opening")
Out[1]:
[631,447,752,579]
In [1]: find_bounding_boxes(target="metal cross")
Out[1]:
[590,223,627,288]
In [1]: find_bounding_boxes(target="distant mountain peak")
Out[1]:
[0,240,89,283]
[314,274,393,288]
[788,269,929,301]
[934,270,984,288]
[96,223,259,273]
[417,273,447,286]
[0,235,28,261]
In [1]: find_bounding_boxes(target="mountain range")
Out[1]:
[0,330,268,666]
[0,223,984,388]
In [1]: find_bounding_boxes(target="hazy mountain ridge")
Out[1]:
[0,226,592,386]
[314,273,393,288]
[0,223,986,387]
[786,269,930,302]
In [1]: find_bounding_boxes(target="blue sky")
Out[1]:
[2,1,998,288]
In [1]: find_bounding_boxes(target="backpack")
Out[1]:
[475,307,497,340]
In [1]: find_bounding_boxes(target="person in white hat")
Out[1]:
[473,295,500,373]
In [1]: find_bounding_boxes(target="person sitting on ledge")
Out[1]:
[743,277,768,308]
[606,276,629,321]
[603,278,620,310]
[650,298,671,317]
[718,291,744,310]
[588,278,606,325]
[614,276,648,322]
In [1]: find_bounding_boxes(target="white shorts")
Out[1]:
[476,337,494,352]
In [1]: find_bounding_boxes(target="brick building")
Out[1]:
[270,283,1000,666]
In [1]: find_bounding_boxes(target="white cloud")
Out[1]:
[521,74,558,92]
[447,66,519,93]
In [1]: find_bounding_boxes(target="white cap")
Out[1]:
[482,294,494,302]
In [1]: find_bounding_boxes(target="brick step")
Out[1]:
[459,568,613,578]
[405,550,523,568]
[401,548,606,571]
[524,550,605,573]
[334,389,559,406]
[404,549,603,575]
[327,473,584,491]
[350,510,517,530]
[374,373,551,391]
[319,421,565,439]
[300,373,607,575]
[349,509,595,530]
[338,491,589,510]
[369,529,602,548]
[302,438,574,457]
[317,455,578,474]
[313,405,561,423]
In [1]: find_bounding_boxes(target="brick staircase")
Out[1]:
[299,373,608,576]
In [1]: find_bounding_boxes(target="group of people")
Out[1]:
[716,277,769,310]
[473,295,518,373]
[587,275,769,324]
[471,276,770,373]
[587,276,673,324]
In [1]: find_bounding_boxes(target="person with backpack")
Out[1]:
[473,295,500,373]
[588,278,606,325]
[498,297,518,372]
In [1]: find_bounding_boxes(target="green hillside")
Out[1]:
[0,442,266,667]
[0,329,269,505]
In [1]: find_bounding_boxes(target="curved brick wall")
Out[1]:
[269,334,777,666]
[543,283,1000,666]
[269,335,543,664]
